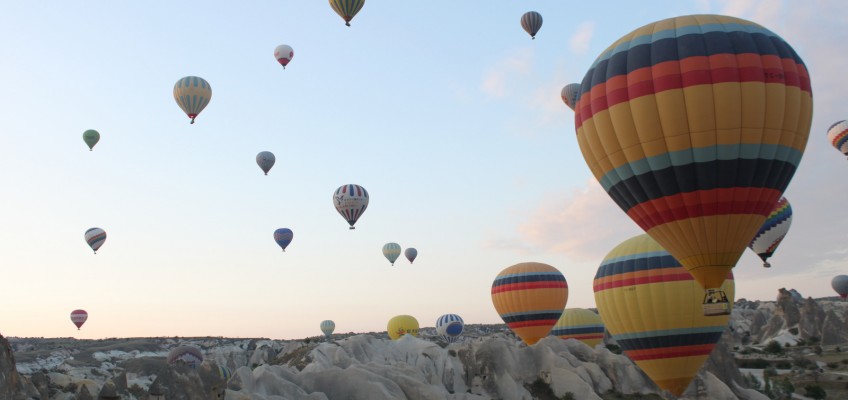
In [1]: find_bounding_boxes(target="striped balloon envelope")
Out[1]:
[491,262,568,345]
[217,365,232,382]
[173,76,212,124]
[561,84,580,111]
[827,120,848,158]
[333,184,369,229]
[748,197,792,268]
[435,314,464,343]
[520,11,543,39]
[84,228,106,254]
[550,308,605,348]
[329,0,365,27]
[574,15,812,312]
[594,234,734,397]
[167,346,204,369]
[70,309,88,330]
[382,242,401,265]
[320,320,335,338]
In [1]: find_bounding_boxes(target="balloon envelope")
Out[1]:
[520,11,543,39]
[404,248,417,263]
[274,45,293,68]
[491,262,568,345]
[550,308,604,348]
[82,129,100,151]
[436,314,464,343]
[333,184,369,229]
[256,151,276,175]
[329,0,365,26]
[827,120,848,157]
[748,197,792,267]
[561,84,580,111]
[173,76,212,124]
[70,309,88,330]
[84,228,106,254]
[594,234,734,397]
[575,14,812,306]
[320,320,336,337]
[387,315,419,340]
[167,346,203,369]
[382,243,401,265]
[274,228,293,251]
[832,275,848,299]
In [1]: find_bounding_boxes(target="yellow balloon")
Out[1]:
[550,308,604,348]
[491,262,569,345]
[387,315,419,340]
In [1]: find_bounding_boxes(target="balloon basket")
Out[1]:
[702,289,731,316]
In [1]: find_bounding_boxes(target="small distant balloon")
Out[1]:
[827,120,848,158]
[84,228,106,254]
[274,45,294,69]
[173,76,212,124]
[329,0,365,27]
[274,228,293,252]
[70,309,88,330]
[520,11,543,39]
[320,320,336,338]
[748,197,792,268]
[560,84,580,111]
[333,184,369,229]
[387,315,419,340]
[256,151,276,175]
[382,243,401,265]
[832,275,848,299]
[82,129,100,151]
[436,314,464,343]
[167,346,204,369]
[404,248,417,264]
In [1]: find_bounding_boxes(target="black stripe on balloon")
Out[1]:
[552,326,604,335]
[617,331,723,351]
[594,255,680,280]
[605,158,797,213]
[493,274,566,287]
[502,312,563,323]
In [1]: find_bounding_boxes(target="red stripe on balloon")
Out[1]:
[491,281,568,294]
[507,319,559,329]
[592,272,694,292]
[626,344,716,361]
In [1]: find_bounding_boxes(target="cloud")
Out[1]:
[480,49,533,98]
[569,22,595,55]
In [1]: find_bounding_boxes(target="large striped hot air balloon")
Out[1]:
[173,76,212,124]
[387,315,419,340]
[491,262,568,345]
[435,314,464,343]
[832,275,848,299]
[550,308,605,348]
[333,184,369,229]
[382,243,401,265]
[748,197,792,268]
[70,309,88,330]
[329,0,365,27]
[561,84,580,111]
[594,234,734,397]
[575,14,812,315]
[826,120,848,159]
[84,228,106,254]
[520,11,543,40]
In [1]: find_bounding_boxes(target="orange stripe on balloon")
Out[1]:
[626,344,716,361]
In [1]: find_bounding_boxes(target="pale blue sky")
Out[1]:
[1,1,846,339]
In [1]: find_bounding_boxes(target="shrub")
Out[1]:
[737,358,770,369]
[606,344,622,355]
[764,341,784,354]
[827,362,839,369]
[804,384,826,399]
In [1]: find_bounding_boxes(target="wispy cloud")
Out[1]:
[569,22,595,55]
[480,49,533,98]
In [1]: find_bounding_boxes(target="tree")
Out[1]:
[804,384,826,400]
[765,340,784,354]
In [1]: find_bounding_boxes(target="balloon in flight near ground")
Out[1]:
[387,315,419,340]
[594,234,735,397]
[404,248,417,264]
[84,228,106,254]
[273,228,293,252]
[320,320,335,338]
[491,262,568,345]
[382,243,401,265]
[435,314,464,343]
[832,275,848,299]
[274,45,294,69]
[748,197,792,268]
[167,346,204,369]
[173,76,212,124]
[333,184,369,229]
[70,309,88,330]
[550,308,604,348]
[574,14,812,316]
[329,0,365,27]
[82,129,100,151]
[256,151,276,175]
[826,120,848,158]
[560,84,580,111]
[520,11,543,39]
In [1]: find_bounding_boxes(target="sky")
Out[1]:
[1,0,847,340]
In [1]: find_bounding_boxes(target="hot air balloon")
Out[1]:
[216,365,233,382]
[333,184,369,229]
[273,45,294,69]
[84,228,106,254]
[520,11,543,40]
[435,314,464,343]
[382,243,401,265]
[320,320,336,338]
[387,315,419,340]
[594,234,735,397]
[748,197,793,268]
[405,248,417,264]
[256,151,276,175]
[70,309,88,330]
[173,76,212,124]
[167,346,204,369]
[550,308,604,348]
[561,84,580,111]
[574,14,812,315]
[826,120,848,158]
[491,262,568,345]
[273,228,293,252]
[82,129,100,151]
[832,275,848,299]
[329,0,365,27]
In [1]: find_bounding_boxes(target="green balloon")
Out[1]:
[82,129,100,151]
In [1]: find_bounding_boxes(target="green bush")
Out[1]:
[765,341,784,354]
[737,358,770,369]
[804,384,826,399]
[827,362,839,369]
